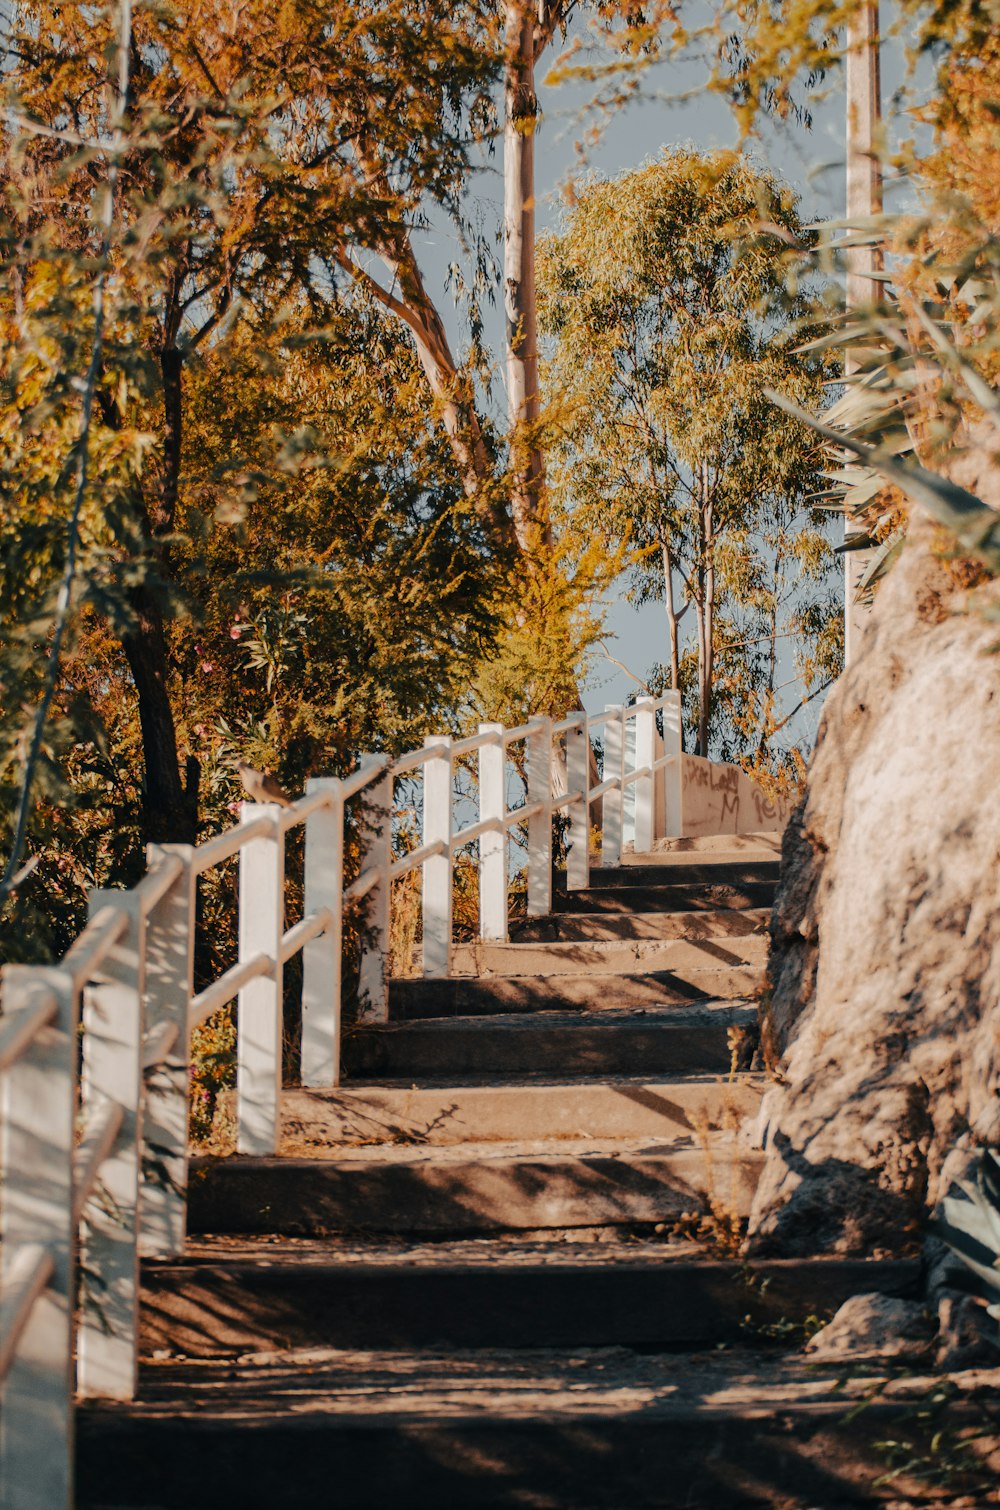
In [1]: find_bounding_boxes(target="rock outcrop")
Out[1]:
[805,1293,934,1361]
[748,523,1000,1256]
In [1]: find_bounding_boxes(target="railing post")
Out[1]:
[0,965,76,1510]
[236,804,284,1155]
[301,780,345,1088]
[662,690,684,839]
[422,736,453,978]
[565,716,590,892]
[357,757,391,1023]
[478,723,507,941]
[633,697,656,854]
[140,845,194,1259]
[526,715,553,917]
[602,704,625,868]
[77,894,143,1401]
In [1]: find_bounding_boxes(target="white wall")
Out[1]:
[680,755,794,837]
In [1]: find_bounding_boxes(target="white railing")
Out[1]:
[0,692,681,1509]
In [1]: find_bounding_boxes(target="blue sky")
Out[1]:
[527,46,848,721]
[411,15,930,731]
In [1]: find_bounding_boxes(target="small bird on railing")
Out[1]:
[235,761,293,807]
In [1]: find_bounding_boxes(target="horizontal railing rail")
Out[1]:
[0,692,683,1509]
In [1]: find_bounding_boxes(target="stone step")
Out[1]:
[552,879,778,914]
[388,969,761,1020]
[280,1075,764,1149]
[140,1246,918,1357]
[77,1346,986,1509]
[187,1134,763,1236]
[513,906,771,943]
[451,934,768,977]
[581,859,780,889]
[343,1002,756,1079]
[622,832,783,863]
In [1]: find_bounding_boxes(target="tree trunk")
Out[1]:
[702,498,715,758]
[118,342,195,846]
[335,245,499,536]
[336,125,498,520]
[385,254,494,503]
[661,540,681,691]
[122,586,197,844]
[696,632,710,756]
[700,647,713,756]
[504,0,546,552]
[844,0,882,663]
[158,346,183,533]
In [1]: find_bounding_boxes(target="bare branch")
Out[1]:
[598,641,650,693]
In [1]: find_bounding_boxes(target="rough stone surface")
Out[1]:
[935,1290,1000,1372]
[805,1293,933,1361]
[76,1347,1000,1509]
[749,526,1000,1256]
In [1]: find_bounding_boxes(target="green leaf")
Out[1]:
[765,389,1000,574]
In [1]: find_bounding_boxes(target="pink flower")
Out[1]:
[201,661,214,673]
[230,626,242,639]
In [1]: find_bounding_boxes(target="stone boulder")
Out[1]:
[748,522,1000,1256]
[805,1293,933,1361]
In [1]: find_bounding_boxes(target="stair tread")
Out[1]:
[156,1235,715,1267]
[394,967,761,985]
[87,1346,976,1421]
[151,1235,915,1279]
[78,1350,996,1510]
[361,1000,758,1030]
[456,936,769,953]
[512,907,771,941]
[158,1235,720,1266]
[630,833,783,856]
[580,860,780,887]
[136,1247,920,1369]
[193,1131,758,1167]
[551,882,777,915]
[449,938,767,978]
[279,1076,761,1150]
[344,1004,754,1078]
[616,846,781,867]
[387,972,762,1021]
[329,1072,764,1089]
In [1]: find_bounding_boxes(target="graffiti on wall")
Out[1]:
[681,755,793,836]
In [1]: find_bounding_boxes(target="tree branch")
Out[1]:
[598,642,650,693]
[768,677,834,737]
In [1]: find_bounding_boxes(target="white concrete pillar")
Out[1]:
[78,895,144,1401]
[565,718,590,892]
[301,780,344,1087]
[0,966,77,1510]
[526,716,553,917]
[602,705,625,867]
[662,691,684,839]
[139,844,194,1259]
[478,724,507,941]
[236,803,284,1155]
[633,698,656,855]
[422,737,453,978]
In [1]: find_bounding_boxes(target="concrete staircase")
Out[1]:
[77,835,923,1509]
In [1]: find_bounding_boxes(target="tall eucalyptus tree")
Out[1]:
[539,151,841,759]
